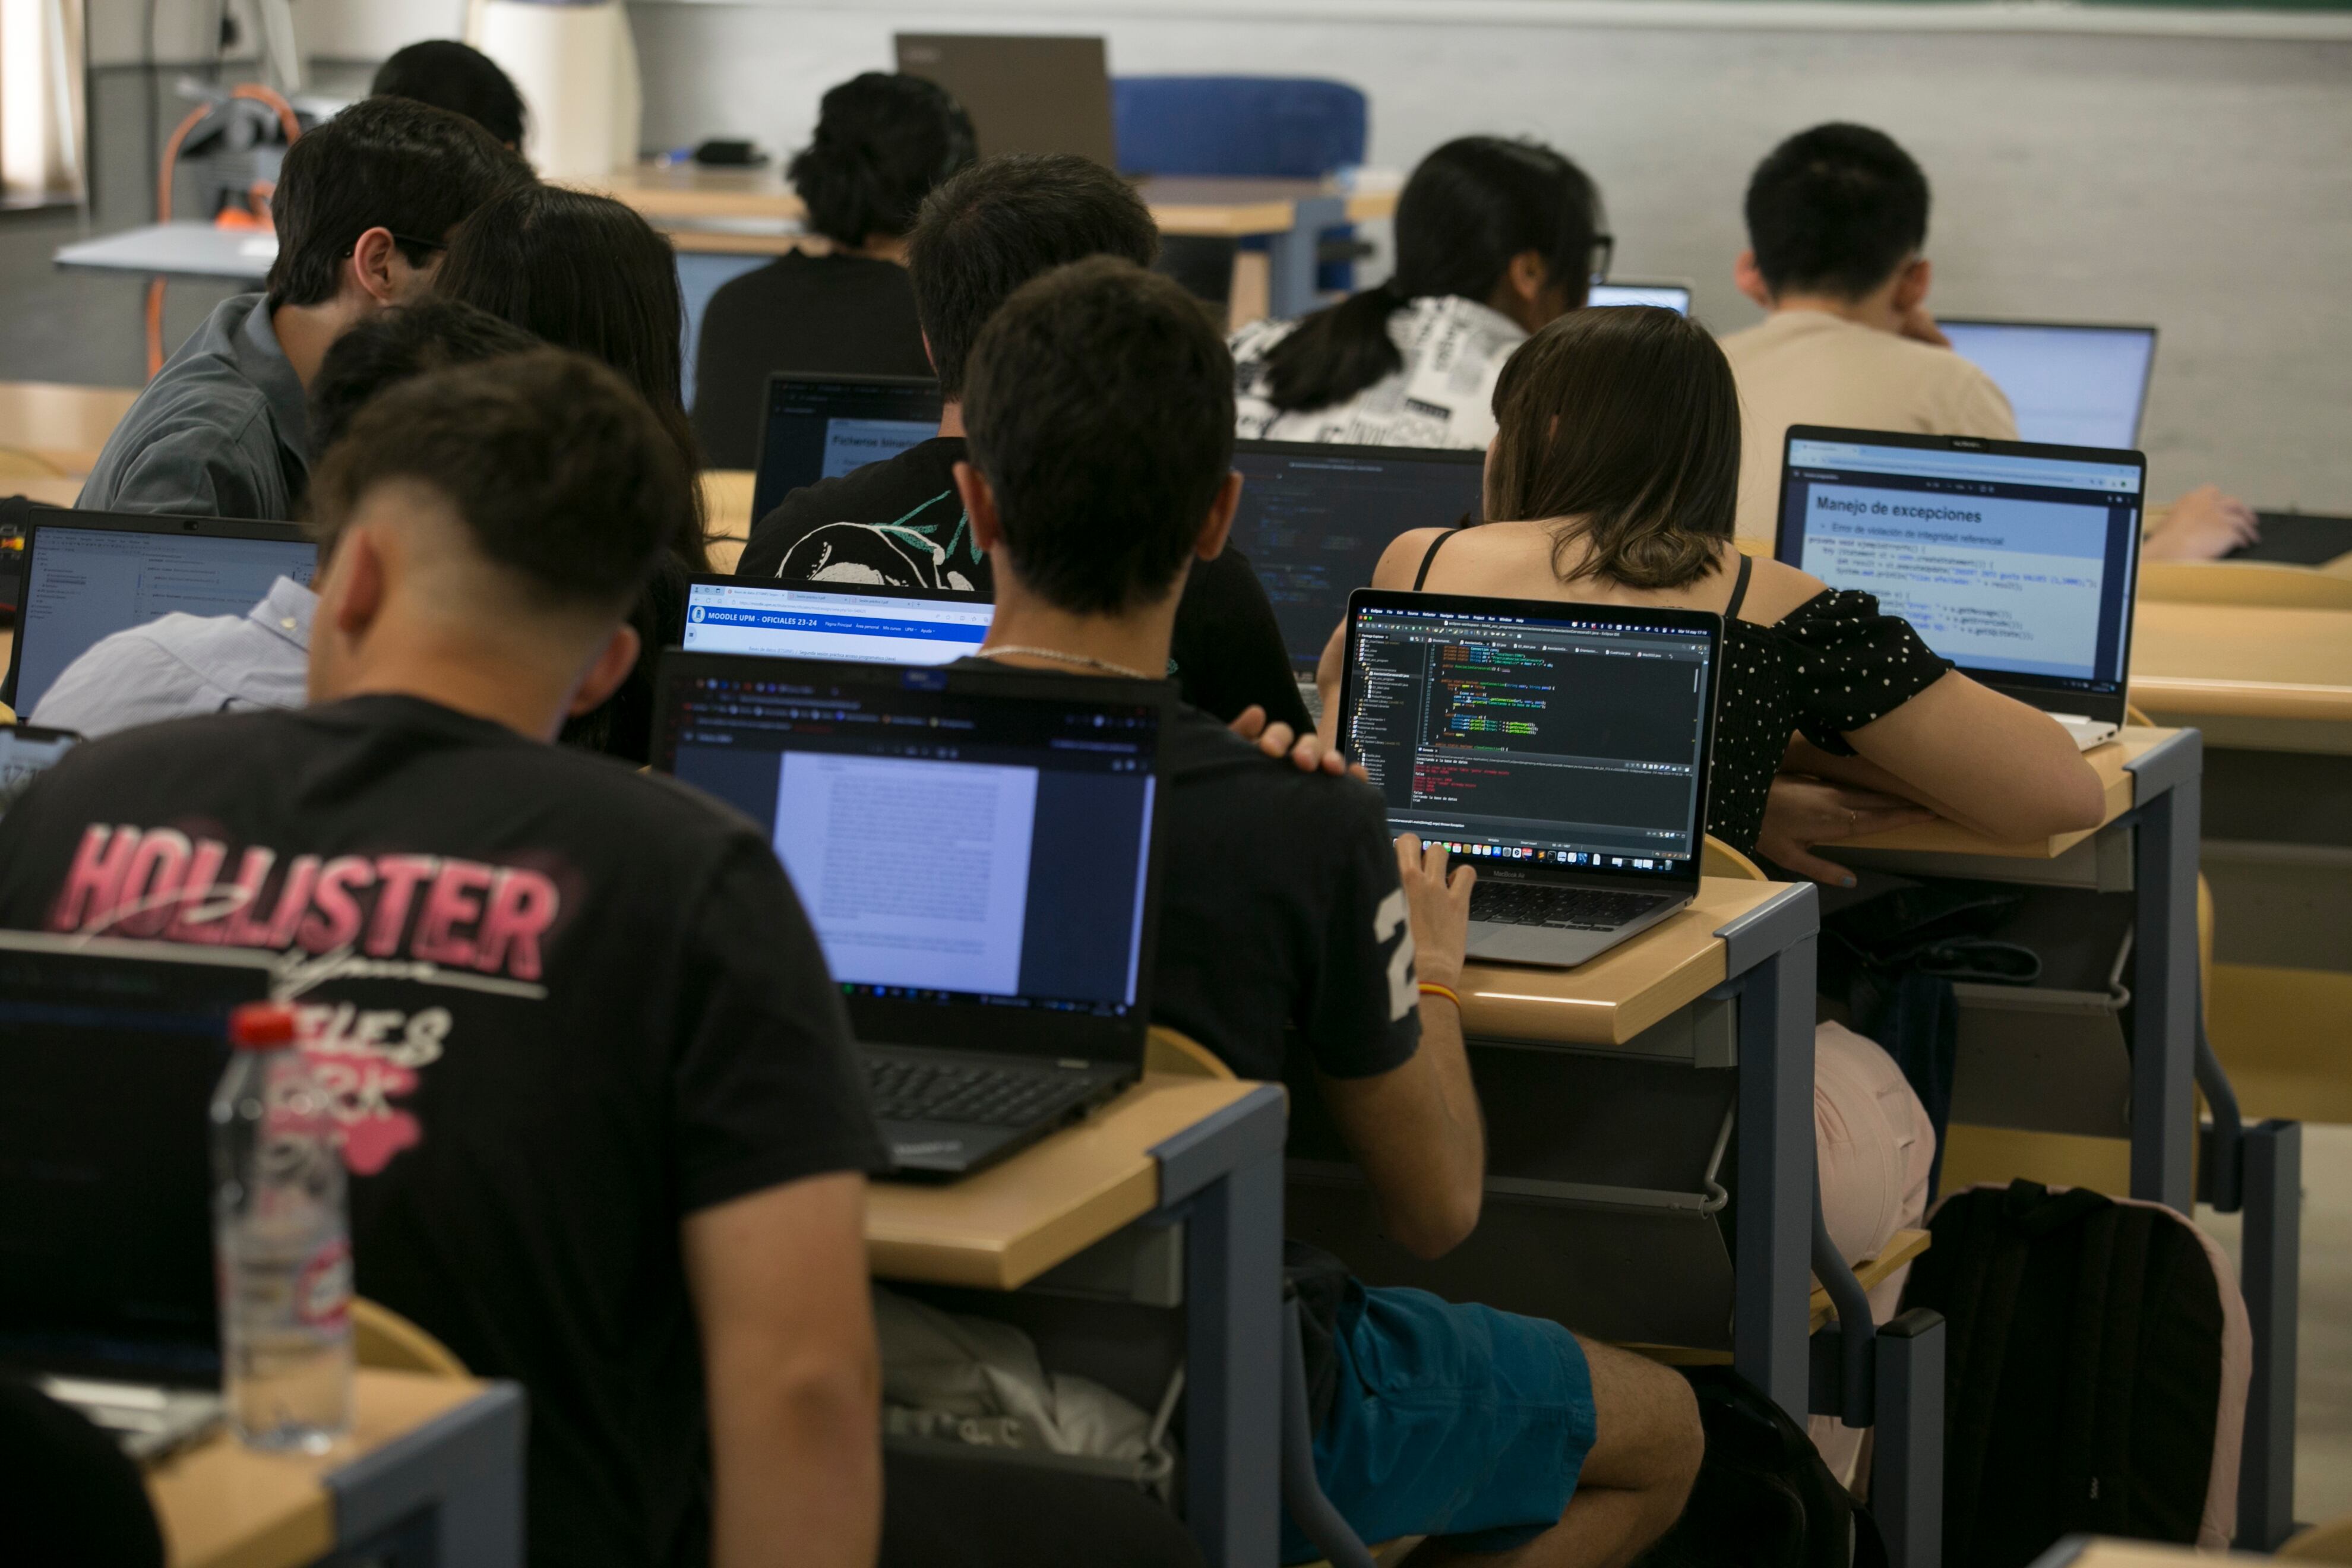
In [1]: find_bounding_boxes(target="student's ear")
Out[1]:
[1194,471,1242,562]
[1734,250,1772,309]
[953,460,1003,554]
[921,331,938,377]
[1892,255,1933,315]
[329,529,390,640]
[567,624,643,717]
[1504,250,1549,312]
[349,226,413,308]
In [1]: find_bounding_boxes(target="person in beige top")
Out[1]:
[1721,123,2256,560]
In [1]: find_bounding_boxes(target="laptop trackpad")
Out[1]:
[1465,921,1609,969]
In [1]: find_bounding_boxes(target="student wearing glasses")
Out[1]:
[77,96,529,520]
[1229,135,1607,450]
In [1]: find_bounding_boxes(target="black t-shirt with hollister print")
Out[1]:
[0,694,884,1568]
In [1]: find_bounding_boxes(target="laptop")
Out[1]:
[1938,318,2157,450]
[1231,440,1486,675]
[1774,426,2146,750]
[894,34,1117,167]
[0,721,81,817]
[682,576,991,666]
[1336,592,1721,968]
[0,932,279,1460]
[655,654,1169,1178]
[2,508,316,715]
[1587,279,1693,315]
[751,373,944,524]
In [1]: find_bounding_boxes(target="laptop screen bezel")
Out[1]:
[1,507,315,712]
[751,371,943,523]
[1935,316,2160,447]
[652,650,1172,1064]
[1772,424,2146,720]
[1336,586,1721,895]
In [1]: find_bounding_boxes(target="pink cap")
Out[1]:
[228,1002,299,1051]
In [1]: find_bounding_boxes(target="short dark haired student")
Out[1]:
[77,96,528,519]
[0,350,887,1568]
[737,153,1313,734]
[1231,134,1602,448]
[371,39,527,150]
[434,183,714,761]
[690,72,977,467]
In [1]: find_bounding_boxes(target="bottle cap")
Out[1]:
[228,1001,299,1051]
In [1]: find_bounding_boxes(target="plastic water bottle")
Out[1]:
[210,1001,354,1452]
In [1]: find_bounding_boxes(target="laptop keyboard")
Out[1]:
[1470,883,1672,931]
[866,1057,1101,1127]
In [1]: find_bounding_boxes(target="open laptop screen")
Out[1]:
[1586,282,1692,315]
[1775,428,2144,709]
[682,578,991,666]
[4,511,315,713]
[1939,320,2156,449]
[1231,442,1485,672]
[752,374,943,523]
[1339,593,1718,885]
[656,656,1166,1060]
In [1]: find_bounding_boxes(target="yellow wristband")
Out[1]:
[1418,982,1461,1009]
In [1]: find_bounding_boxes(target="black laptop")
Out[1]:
[2,507,316,715]
[750,373,943,524]
[1338,591,1722,968]
[655,653,1170,1178]
[1774,425,2145,749]
[0,933,278,1459]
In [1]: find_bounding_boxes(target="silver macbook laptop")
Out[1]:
[1338,590,1721,968]
[1774,426,2146,750]
[1938,318,2157,450]
[682,576,991,667]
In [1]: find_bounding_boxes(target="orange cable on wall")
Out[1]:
[145,84,304,379]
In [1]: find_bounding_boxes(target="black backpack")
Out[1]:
[1898,1180,2249,1568]
[1633,1366,1885,1568]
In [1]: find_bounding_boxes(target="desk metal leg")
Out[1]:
[1264,195,1347,320]
[1873,1310,1946,1568]
[1184,1148,1284,1568]
[2130,770,2200,1212]
[1732,935,1817,1422]
[324,1381,526,1567]
[2238,1119,2303,1550]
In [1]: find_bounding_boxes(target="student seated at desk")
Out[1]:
[738,153,1310,734]
[1721,122,2256,561]
[31,299,538,738]
[941,254,1703,1566]
[435,185,715,761]
[0,352,887,1568]
[77,97,528,520]
[371,39,526,151]
[1230,135,1602,448]
[691,72,975,468]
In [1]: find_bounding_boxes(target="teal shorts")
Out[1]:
[1282,1284,1598,1561]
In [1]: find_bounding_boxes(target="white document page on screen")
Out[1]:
[1797,484,2108,678]
[772,753,1037,994]
[821,417,934,480]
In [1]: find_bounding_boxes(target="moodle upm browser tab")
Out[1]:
[681,583,992,666]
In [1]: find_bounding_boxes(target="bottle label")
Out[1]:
[296,1238,352,1331]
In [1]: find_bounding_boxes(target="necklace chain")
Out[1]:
[977,645,1158,681]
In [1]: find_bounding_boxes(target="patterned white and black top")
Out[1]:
[1231,294,1527,448]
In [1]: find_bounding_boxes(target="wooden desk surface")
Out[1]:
[2130,598,2352,725]
[0,381,138,476]
[867,1073,1268,1290]
[1817,726,2162,862]
[1458,877,1794,1047]
[146,1370,486,1568]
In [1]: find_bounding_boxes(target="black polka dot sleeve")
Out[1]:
[1777,590,1953,755]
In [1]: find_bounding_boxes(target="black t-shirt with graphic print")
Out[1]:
[0,696,884,1568]
[736,436,1313,734]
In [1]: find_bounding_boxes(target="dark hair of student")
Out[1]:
[265,96,529,312]
[1744,123,1930,301]
[1485,305,1741,591]
[964,257,1233,615]
[369,40,527,150]
[1260,135,1600,415]
[790,72,978,250]
[905,153,1159,400]
[309,349,690,616]
[308,296,539,456]
[433,184,710,570]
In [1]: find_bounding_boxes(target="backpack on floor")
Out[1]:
[1897,1180,2252,1568]
[1633,1366,1886,1568]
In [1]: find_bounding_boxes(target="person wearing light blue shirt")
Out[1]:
[30,576,315,738]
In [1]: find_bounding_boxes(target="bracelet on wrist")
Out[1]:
[1418,981,1462,1009]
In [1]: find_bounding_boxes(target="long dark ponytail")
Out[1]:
[1261,135,1601,415]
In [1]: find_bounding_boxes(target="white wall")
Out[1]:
[622,3,2352,511]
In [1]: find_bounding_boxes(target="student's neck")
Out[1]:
[1768,291,1905,337]
[842,233,908,264]
[978,580,1180,684]
[317,642,578,741]
[270,295,371,389]
[937,400,965,439]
